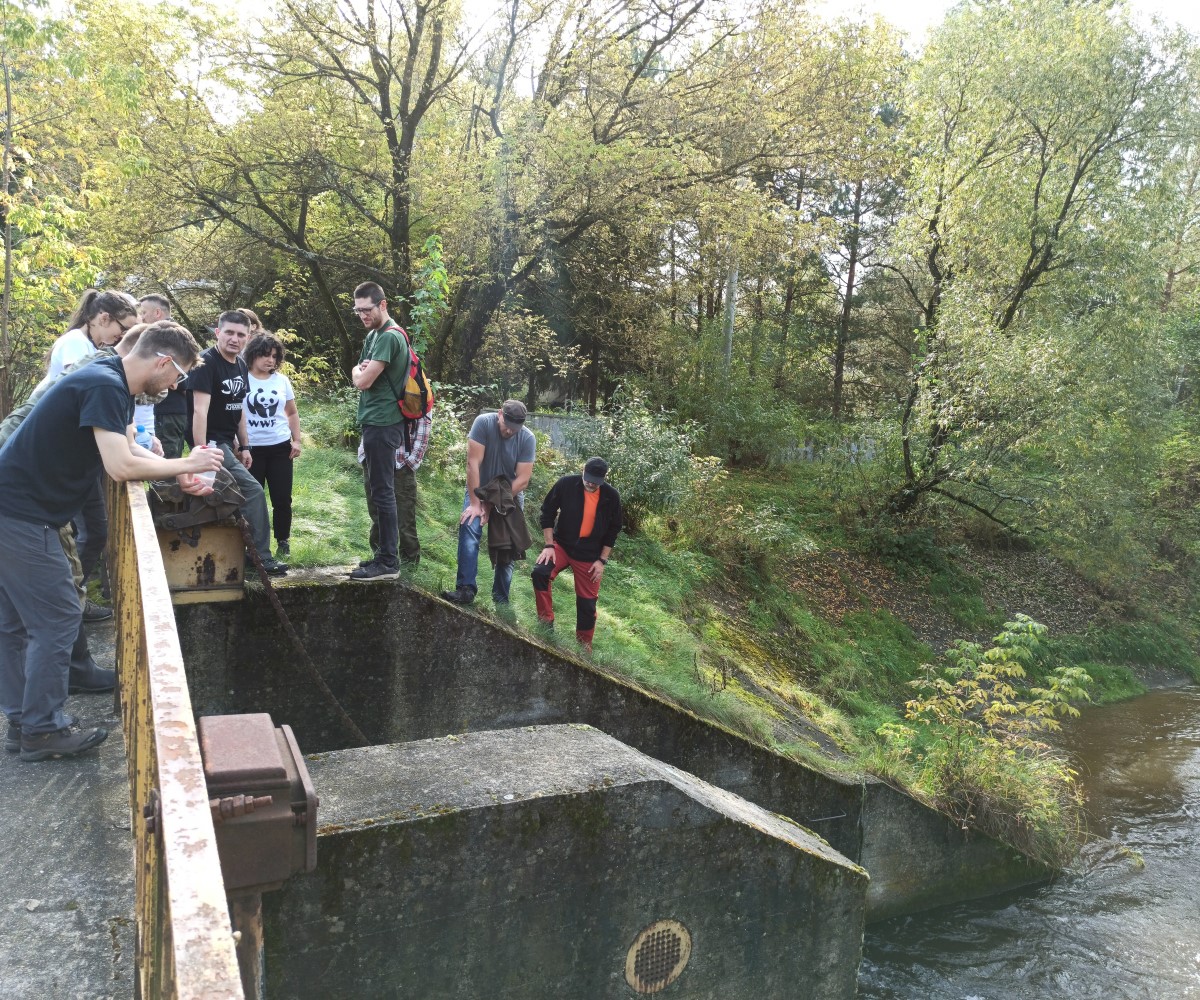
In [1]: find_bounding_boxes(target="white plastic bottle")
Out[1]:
[196,440,219,487]
[135,425,153,450]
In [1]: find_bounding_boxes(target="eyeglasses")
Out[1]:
[118,318,136,334]
[156,352,189,386]
[352,304,380,315]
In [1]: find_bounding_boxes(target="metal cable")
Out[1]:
[237,516,370,747]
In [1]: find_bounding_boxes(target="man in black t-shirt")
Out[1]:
[190,310,286,575]
[0,322,222,761]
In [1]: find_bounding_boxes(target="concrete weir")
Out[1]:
[267,725,866,999]
[176,575,1042,989]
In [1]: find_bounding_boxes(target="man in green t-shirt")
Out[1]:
[350,281,410,581]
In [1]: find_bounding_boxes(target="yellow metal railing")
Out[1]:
[109,481,245,1000]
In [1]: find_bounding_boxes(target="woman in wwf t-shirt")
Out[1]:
[244,333,302,559]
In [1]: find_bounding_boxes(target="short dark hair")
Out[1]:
[217,309,251,330]
[353,282,386,305]
[137,293,171,316]
[245,332,285,366]
[131,321,203,368]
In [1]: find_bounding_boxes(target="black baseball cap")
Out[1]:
[583,457,609,484]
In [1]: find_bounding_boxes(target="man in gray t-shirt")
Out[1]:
[441,399,536,605]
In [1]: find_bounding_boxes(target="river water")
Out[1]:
[859,684,1200,999]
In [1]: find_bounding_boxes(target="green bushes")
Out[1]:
[875,616,1092,867]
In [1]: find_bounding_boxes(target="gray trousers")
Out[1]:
[219,444,273,558]
[0,513,80,734]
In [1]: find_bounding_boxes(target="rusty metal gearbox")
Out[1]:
[198,713,319,892]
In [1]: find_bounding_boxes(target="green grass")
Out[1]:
[280,397,1199,861]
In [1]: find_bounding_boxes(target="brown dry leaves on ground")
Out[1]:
[786,547,1106,653]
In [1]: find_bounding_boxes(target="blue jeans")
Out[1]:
[455,491,519,602]
[0,513,79,734]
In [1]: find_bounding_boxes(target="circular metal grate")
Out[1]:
[624,919,692,994]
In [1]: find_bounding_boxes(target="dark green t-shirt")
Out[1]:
[356,322,409,428]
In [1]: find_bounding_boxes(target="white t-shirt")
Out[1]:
[245,372,295,447]
[47,328,95,380]
[133,401,156,437]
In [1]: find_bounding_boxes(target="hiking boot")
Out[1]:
[69,664,117,694]
[8,713,78,752]
[276,540,290,558]
[20,722,108,762]
[350,561,401,581]
[440,587,476,605]
[82,600,113,622]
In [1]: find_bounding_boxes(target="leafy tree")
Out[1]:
[884,0,1177,535]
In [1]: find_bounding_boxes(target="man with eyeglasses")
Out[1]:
[0,321,222,760]
[531,457,622,651]
[190,310,288,576]
[349,281,413,581]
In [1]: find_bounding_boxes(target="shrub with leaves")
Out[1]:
[565,391,722,533]
[881,615,1092,867]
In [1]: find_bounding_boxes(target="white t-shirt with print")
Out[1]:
[245,372,295,447]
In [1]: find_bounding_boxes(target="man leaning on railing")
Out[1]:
[0,321,222,762]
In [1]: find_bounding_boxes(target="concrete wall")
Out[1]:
[175,576,1045,919]
[264,726,868,999]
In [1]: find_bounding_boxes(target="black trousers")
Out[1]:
[248,440,294,543]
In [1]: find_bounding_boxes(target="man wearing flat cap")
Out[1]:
[531,457,622,651]
[441,399,537,605]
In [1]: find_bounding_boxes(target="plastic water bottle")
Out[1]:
[196,440,219,487]
[135,425,153,450]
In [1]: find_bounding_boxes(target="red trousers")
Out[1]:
[531,542,601,648]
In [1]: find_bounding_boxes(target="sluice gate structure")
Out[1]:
[108,480,1041,998]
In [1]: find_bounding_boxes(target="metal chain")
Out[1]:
[237,516,370,746]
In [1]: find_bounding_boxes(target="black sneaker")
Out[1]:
[440,587,476,605]
[82,600,113,622]
[246,557,288,577]
[276,540,290,558]
[68,665,117,694]
[20,722,108,762]
[350,561,401,581]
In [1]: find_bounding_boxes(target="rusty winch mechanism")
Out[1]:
[147,470,247,603]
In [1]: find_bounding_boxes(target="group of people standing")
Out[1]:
[0,278,623,763]
[350,285,622,650]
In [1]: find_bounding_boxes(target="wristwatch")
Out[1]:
[237,445,249,453]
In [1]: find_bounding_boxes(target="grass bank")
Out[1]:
[280,396,1200,863]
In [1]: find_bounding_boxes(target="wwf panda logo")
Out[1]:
[247,386,282,419]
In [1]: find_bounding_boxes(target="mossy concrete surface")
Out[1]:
[176,575,1046,919]
[265,725,867,999]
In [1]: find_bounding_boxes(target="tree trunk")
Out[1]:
[722,257,738,373]
[832,178,864,420]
